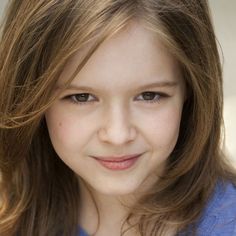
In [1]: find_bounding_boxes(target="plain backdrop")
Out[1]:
[0,1,235,164]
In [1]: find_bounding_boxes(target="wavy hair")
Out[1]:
[0,0,235,235]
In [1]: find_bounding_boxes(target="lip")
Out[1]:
[92,153,143,171]
[93,153,142,162]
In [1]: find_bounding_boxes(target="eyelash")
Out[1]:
[64,91,169,105]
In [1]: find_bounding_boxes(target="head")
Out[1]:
[45,19,186,196]
[0,0,231,235]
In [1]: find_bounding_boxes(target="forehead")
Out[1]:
[57,21,182,89]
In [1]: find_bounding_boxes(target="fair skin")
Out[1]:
[45,21,185,236]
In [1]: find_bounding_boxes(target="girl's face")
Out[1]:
[45,21,185,196]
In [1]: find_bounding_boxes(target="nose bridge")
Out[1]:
[98,102,136,144]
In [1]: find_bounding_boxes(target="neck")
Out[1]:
[77,170,160,235]
[78,178,140,235]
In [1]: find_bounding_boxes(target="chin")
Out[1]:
[95,183,140,196]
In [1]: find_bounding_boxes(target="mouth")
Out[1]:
[92,153,143,171]
[93,153,143,162]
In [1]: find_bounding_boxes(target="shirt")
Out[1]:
[77,181,236,236]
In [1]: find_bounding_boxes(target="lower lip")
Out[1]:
[95,156,140,171]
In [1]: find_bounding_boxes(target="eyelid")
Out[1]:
[63,93,98,104]
[63,91,170,105]
[134,91,169,103]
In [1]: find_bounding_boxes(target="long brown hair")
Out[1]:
[0,0,235,235]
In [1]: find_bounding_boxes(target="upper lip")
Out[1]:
[92,153,143,162]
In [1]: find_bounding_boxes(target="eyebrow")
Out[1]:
[133,81,178,90]
[60,81,178,92]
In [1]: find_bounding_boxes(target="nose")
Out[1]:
[98,105,137,145]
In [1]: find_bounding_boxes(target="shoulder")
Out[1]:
[196,180,236,235]
[77,226,89,236]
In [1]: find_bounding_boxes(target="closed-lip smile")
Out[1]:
[92,153,143,162]
[92,153,144,171]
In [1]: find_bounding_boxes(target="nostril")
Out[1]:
[97,125,137,145]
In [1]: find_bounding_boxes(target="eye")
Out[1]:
[65,93,97,104]
[135,91,167,103]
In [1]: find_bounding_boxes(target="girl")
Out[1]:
[0,0,236,235]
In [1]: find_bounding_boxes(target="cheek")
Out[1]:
[45,108,90,154]
[143,105,182,150]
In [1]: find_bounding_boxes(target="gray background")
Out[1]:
[0,1,235,164]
